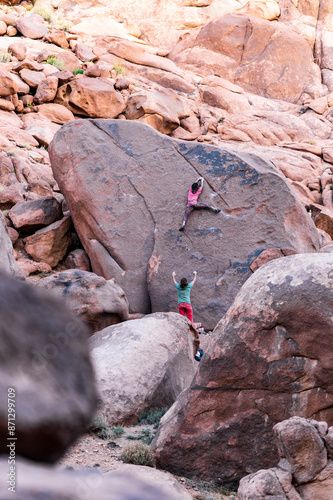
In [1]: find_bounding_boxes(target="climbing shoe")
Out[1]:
[195,348,204,361]
[215,208,221,213]
[179,225,185,231]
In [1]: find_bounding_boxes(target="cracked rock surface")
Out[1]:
[49,119,319,329]
[151,253,333,489]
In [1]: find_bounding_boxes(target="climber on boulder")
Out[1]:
[179,176,221,231]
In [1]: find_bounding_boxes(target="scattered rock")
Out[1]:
[8,196,62,232]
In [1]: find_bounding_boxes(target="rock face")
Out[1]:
[238,416,333,499]
[89,312,197,425]
[151,253,333,489]
[0,458,176,500]
[0,211,20,277]
[49,119,319,329]
[168,13,323,103]
[38,269,129,333]
[0,272,97,463]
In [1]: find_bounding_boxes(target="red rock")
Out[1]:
[38,269,129,332]
[36,103,75,124]
[15,15,49,39]
[8,196,62,232]
[0,98,14,112]
[152,253,333,488]
[6,25,17,36]
[43,27,69,49]
[250,248,297,272]
[27,180,53,198]
[55,77,126,118]
[34,76,59,104]
[7,226,19,244]
[0,184,24,209]
[0,66,18,97]
[49,119,320,328]
[169,13,322,103]
[8,42,26,61]
[65,248,91,272]
[74,43,97,62]
[16,257,52,277]
[83,64,101,77]
[125,88,189,134]
[20,68,45,88]
[25,216,72,267]
[55,51,81,72]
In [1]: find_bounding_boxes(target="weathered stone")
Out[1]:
[55,77,126,118]
[0,272,97,462]
[90,312,198,424]
[49,119,319,328]
[16,257,52,277]
[15,15,49,39]
[25,216,72,267]
[0,211,20,276]
[20,68,45,88]
[36,102,75,124]
[152,253,333,488]
[0,458,176,500]
[43,27,69,49]
[0,184,24,209]
[250,248,298,272]
[38,269,129,332]
[109,464,193,500]
[74,42,97,62]
[8,42,26,61]
[54,50,81,72]
[168,13,323,102]
[125,88,190,134]
[0,66,18,97]
[8,196,62,232]
[65,248,91,271]
[274,417,327,484]
[34,76,59,104]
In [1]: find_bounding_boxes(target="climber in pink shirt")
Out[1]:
[179,177,221,231]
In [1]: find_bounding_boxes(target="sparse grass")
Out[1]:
[126,428,153,445]
[113,63,126,76]
[33,6,54,23]
[56,19,72,32]
[73,68,84,76]
[1,209,9,217]
[0,49,10,63]
[89,417,124,440]
[120,442,155,467]
[46,56,65,71]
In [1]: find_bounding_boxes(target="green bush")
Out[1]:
[46,56,65,71]
[89,417,124,440]
[138,407,168,427]
[73,68,84,76]
[120,443,155,467]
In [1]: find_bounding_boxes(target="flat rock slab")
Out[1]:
[49,119,319,329]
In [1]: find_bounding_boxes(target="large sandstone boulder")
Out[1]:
[0,458,176,500]
[168,13,323,103]
[15,15,49,39]
[49,119,319,329]
[152,253,333,489]
[0,272,97,462]
[38,269,129,333]
[55,78,126,118]
[89,312,198,425]
[8,196,62,233]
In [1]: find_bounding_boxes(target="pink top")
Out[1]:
[187,186,202,205]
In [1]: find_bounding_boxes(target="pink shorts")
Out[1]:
[178,302,193,323]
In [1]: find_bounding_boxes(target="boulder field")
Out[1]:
[49,119,319,329]
[151,253,333,489]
